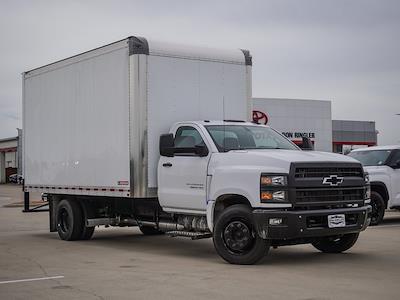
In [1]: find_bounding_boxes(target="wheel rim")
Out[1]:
[371,197,384,224]
[58,207,70,233]
[222,220,255,255]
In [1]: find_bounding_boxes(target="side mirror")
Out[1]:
[160,134,174,157]
[195,145,209,157]
[390,159,400,169]
[300,137,314,151]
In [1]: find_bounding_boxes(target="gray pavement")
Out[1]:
[0,184,399,300]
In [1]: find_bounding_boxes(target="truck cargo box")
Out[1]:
[23,36,252,198]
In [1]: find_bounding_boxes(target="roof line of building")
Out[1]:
[0,136,18,143]
[332,119,375,123]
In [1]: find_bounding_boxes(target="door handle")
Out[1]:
[162,162,172,167]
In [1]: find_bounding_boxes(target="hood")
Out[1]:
[362,165,390,175]
[210,149,361,174]
[242,149,358,163]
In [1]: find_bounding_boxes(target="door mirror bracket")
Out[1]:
[195,145,209,157]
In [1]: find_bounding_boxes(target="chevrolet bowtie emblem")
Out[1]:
[322,175,344,186]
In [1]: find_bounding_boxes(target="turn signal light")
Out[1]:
[261,190,287,202]
[261,191,273,200]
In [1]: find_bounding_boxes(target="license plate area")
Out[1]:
[328,214,346,228]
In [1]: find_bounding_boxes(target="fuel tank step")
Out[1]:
[166,231,212,240]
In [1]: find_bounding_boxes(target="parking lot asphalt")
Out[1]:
[0,184,399,300]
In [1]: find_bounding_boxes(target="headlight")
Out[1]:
[260,174,289,202]
[364,172,370,202]
[260,175,287,186]
[364,173,370,184]
[365,185,371,200]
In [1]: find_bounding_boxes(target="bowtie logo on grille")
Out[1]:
[322,175,344,186]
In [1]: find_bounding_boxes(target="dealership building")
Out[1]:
[253,98,377,152]
[0,99,377,183]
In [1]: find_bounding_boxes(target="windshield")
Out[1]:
[348,150,392,166]
[205,125,299,152]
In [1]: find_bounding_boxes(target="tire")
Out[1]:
[80,226,95,240]
[139,226,165,235]
[80,202,95,240]
[370,191,385,225]
[56,199,84,241]
[213,204,269,265]
[312,233,359,253]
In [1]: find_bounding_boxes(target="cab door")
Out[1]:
[158,125,211,213]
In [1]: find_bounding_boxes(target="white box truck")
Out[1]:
[23,36,371,264]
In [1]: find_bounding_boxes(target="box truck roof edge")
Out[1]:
[23,36,251,77]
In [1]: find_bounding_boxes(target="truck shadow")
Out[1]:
[380,215,400,225]
[34,229,379,266]
[89,231,221,262]
[264,248,374,266]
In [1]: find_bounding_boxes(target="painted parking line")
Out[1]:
[0,276,64,285]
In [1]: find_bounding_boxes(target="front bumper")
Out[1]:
[253,205,372,240]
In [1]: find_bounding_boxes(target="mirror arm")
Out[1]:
[173,147,197,154]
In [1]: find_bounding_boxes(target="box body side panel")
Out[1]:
[24,46,131,194]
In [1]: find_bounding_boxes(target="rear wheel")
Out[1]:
[213,204,269,265]
[56,199,84,241]
[139,226,164,235]
[312,233,359,253]
[80,203,95,240]
[370,191,385,225]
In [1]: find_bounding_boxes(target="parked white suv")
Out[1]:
[349,145,400,225]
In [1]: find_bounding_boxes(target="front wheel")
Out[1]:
[370,191,385,225]
[213,204,269,265]
[312,233,359,253]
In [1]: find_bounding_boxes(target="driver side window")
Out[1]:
[175,126,207,155]
[388,150,400,167]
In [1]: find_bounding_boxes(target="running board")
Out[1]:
[166,231,212,240]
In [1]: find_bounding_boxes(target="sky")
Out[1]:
[0,0,399,144]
